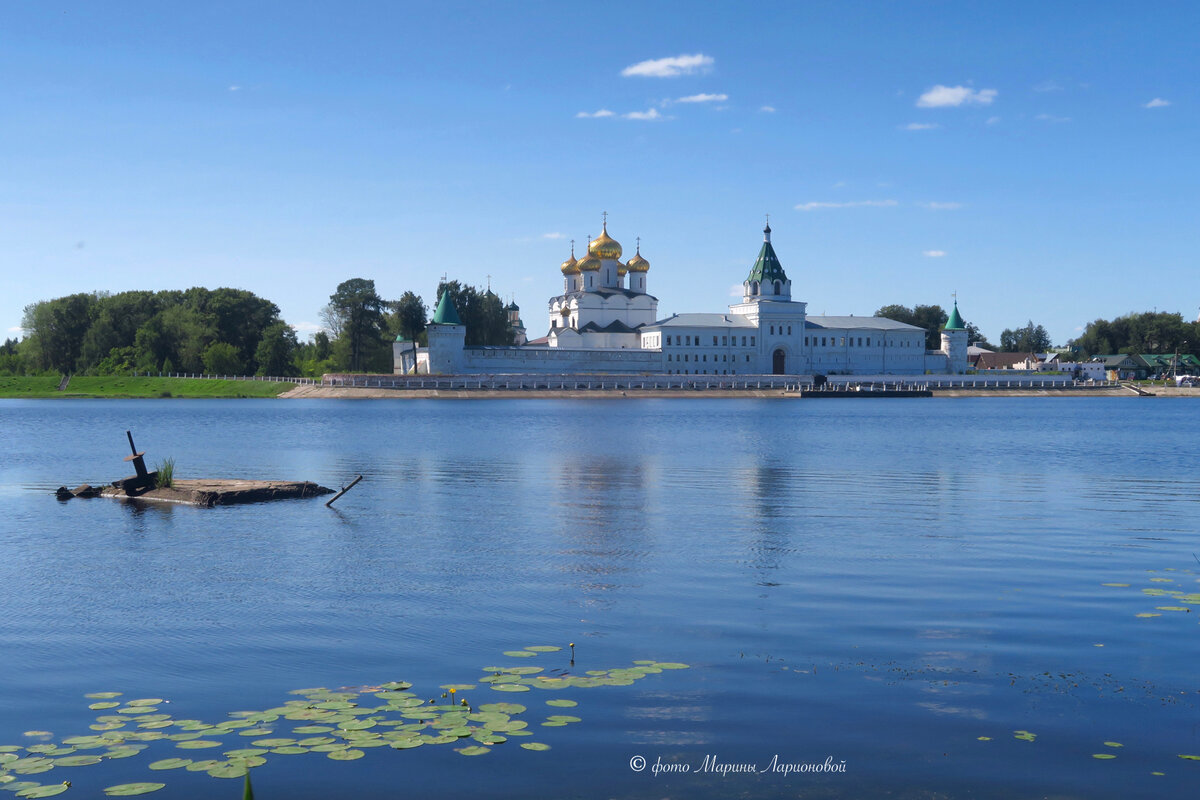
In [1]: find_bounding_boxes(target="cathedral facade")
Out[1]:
[403,218,968,376]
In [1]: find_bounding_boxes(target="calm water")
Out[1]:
[2,398,1199,799]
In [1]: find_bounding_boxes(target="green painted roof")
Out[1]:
[745,240,788,284]
[431,291,462,325]
[944,301,965,331]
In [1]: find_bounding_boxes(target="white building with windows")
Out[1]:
[404,218,968,376]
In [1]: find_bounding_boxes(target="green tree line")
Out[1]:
[2,277,514,378]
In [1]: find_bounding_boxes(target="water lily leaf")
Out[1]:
[525,646,561,652]
[125,700,162,708]
[17,785,70,798]
[292,726,333,734]
[1092,754,1116,759]
[2,783,39,793]
[389,740,423,750]
[249,739,295,748]
[84,693,122,700]
[540,721,566,727]
[184,760,221,772]
[454,746,490,756]
[520,742,551,751]
[478,703,525,715]
[653,662,690,670]
[297,737,335,747]
[326,749,364,761]
[88,702,121,711]
[545,699,578,708]
[175,740,222,750]
[103,784,165,796]
[223,749,268,758]
[308,744,348,753]
[52,756,101,767]
[21,734,52,740]
[545,715,581,723]
[103,747,143,760]
[1104,742,1123,748]
[148,759,192,770]
[206,764,248,779]
[338,721,375,731]
[270,747,309,755]
[977,736,991,741]
[502,651,537,658]
[236,728,273,737]
[227,756,266,768]
[439,684,476,692]
[1178,754,1200,760]
[490,684,530,693]
[1156,606,1190,612]
[1136,613,1162,618]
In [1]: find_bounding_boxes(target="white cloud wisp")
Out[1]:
[621,53,714,78]
[916,85,997,108]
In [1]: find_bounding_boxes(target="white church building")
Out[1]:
[402,218,968,376]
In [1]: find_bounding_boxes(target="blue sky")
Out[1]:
[2,1,1195,346]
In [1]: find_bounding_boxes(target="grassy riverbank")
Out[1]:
[0,376,296,398]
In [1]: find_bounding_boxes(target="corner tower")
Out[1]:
[425,290,466,374]
[940,299,968,374]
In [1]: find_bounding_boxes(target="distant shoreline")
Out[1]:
[279,385,1200,400]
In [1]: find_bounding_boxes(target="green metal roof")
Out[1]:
[745,240,788,284]
[944,301,965,331]
[431,291,462,325]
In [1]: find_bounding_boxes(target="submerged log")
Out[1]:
[100,479,333,507]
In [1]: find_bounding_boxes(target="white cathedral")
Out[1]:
[403,217,968,376]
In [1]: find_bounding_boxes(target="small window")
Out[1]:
[742,336,747,346]
[751,336,756,346]
[787,326,792,335]
[722,336,727,346]
[712,336,718,346]
[840,337,845,347]
[684,355,689,362]
[770,325,775,335]
[745,355,751,362]
[821,337,826,346]
[804,336,809,346]
[665,335,671,346]
[703,355,707,362]
[867,337,871,347]
[667,354,672,362]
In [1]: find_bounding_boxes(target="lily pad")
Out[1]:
[270,747,309,755]
[1092,754,1116,759]
[525,646,561,652]
[175,740,222,750]
[502,651,537,658]
[520,742,551,751]
[545,699,578,708]
[148,759,192,770]
[545,715,581,723]
[103,784,165,796]
[454,746,490,756]
[326,749,364,761]
[84,693,123,700]
[17,786,70,798]
[490,684,530,693]
[88,702,121,711]
[184,760,221,772]
[653,662,690,670]
[52,756,101,767]
[206,764,248,779]
[1104,742,1123,748]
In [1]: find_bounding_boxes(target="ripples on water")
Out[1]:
[1,397,1198,799]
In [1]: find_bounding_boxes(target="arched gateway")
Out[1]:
[772,348,786,375]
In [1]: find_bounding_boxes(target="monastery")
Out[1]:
[399,218,968,376]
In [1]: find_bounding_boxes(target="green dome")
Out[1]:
[431,291,462,325]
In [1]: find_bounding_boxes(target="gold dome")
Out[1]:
[560,253,579,275]
[576,251,601,272]
[617,260,628,276]
[627,243,650,272]
[588,223,623,260]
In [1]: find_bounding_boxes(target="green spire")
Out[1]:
[745,224,788,284]
[944,300,965,331]
[431,291,462,325]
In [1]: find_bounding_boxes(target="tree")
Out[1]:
[389,291,428,343]
[21,292,99,372]
[874,304,949,351]
[202,341,244,375]
[435,281,514,346]
[1070,311,1195,358]
[999,320,1052,353]
[254,322,299,376]
[326,278,388,372]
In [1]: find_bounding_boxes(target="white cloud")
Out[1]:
[621,53,714,78]
[916,85,997,108]
[1035,113,1071,123]
[902,122,940,130]
[985,116,1001,125]
[575,109,615,118]
[1144,97,1171,108]
[228,85,241,92]
[293,322,323,338]
[675,93,728,104]
[542,232,566,240]
[1032,80,1062,93]
[922,250,947,258]
[760,105,776,113]
[7,326,24,334]
[624,108,663,121]
[729,284,746,298]
[832,181,846,188]
[795,200,898,211]
[920,201,962,210]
